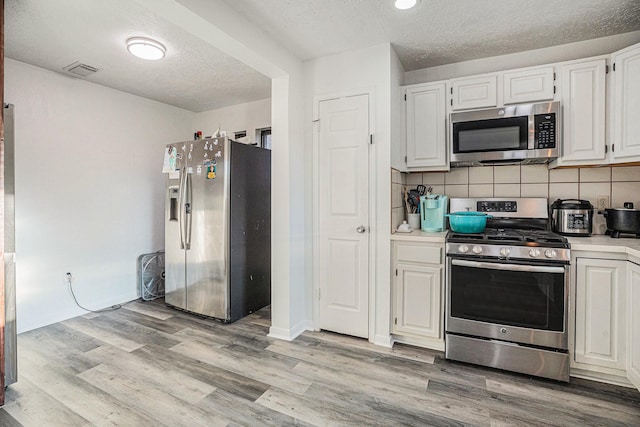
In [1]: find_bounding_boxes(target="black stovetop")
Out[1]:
[447,228,570,248]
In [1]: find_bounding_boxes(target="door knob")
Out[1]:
[356,226,366,233]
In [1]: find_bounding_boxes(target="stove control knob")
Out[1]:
[545,249,557,259]
[499,247,511,257]
[472,246,483,254]
[529,248,541,258]
[458,245,469,253]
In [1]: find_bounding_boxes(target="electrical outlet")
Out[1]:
[596,195,610,210]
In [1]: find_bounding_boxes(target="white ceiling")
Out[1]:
[221,0,640,71]
[5,0,272,113]
[6,0,640,113]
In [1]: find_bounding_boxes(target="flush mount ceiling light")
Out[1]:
[126,37,166,60]
[394,0,419,10]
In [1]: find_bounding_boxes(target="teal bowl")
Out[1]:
[445,211,493,233]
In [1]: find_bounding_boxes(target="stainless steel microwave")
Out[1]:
[450,101,560,167]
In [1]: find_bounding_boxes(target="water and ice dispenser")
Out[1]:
[168,187,179,222]
[420,195,448,232]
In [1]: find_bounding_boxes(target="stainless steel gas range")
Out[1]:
[445,198,571,382]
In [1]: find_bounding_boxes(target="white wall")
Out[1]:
[405,31,640,84]
[5,59,194,333]
[271,72,308,339]
[193,98,271,144]
[390,46,406,171]
[304,43,394,346]
[150,0,309,341]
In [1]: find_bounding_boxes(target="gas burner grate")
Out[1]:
[520,230,567,244]
[524,236,566,244]
[447,227,570,248]
[449,233,484,240]
[487,235,523,241]
[484,229,526,241]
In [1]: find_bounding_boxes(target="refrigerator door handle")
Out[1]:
[185,170,193,250]
[178,166,186,249]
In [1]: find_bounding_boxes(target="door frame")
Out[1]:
[312,88,376,341]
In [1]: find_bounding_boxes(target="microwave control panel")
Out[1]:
[534,113,556,149]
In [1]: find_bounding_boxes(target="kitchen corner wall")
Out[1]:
[393,164,640,235]
[6,59,194,333]
[391,168,407,232]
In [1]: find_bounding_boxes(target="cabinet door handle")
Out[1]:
[356,226,366,233]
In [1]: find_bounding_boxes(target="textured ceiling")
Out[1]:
[5,0,640,112]
[220,0,640,71]
[4,0,272,112]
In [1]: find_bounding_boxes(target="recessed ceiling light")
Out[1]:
[126,37,166,60]
[395,0,419,10]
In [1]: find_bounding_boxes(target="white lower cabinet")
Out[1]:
[395,263,440,338]
[573,255,640,391]
[574,258,626,372]
[392,241,444,350]
[627,261,640,389]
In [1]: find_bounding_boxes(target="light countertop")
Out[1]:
[567,235,640,262]
[391,230,447,243]
[391,230,640,261]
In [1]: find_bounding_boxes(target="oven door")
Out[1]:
[446,257,569,350]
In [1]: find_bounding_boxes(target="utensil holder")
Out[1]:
[408,213,420,230]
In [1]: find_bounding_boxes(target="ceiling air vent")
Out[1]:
[62,61,101,78]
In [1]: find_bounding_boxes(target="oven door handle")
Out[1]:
[451,259,565,274]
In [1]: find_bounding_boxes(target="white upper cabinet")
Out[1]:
[554,58,607,166]
[450,74,497,110]
[450,66,554,111]
[611,43,640,163]
[503,66,555,104]
[404,82,448,170]
[401,42,640,170]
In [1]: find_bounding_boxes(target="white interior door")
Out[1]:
[318,94,369,339]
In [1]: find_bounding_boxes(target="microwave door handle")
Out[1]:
[178,166,186,249]
[451,259,565,274]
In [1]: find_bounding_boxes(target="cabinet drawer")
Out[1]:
[396,243,442,264]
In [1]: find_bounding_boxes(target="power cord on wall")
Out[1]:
[66,272,122,313]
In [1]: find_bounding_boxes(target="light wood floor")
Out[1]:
[0,300,638,426]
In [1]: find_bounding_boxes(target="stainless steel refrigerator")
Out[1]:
[4,103,17,387]
[164,137,270,322]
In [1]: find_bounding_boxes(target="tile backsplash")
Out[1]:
[393,165,640,234]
